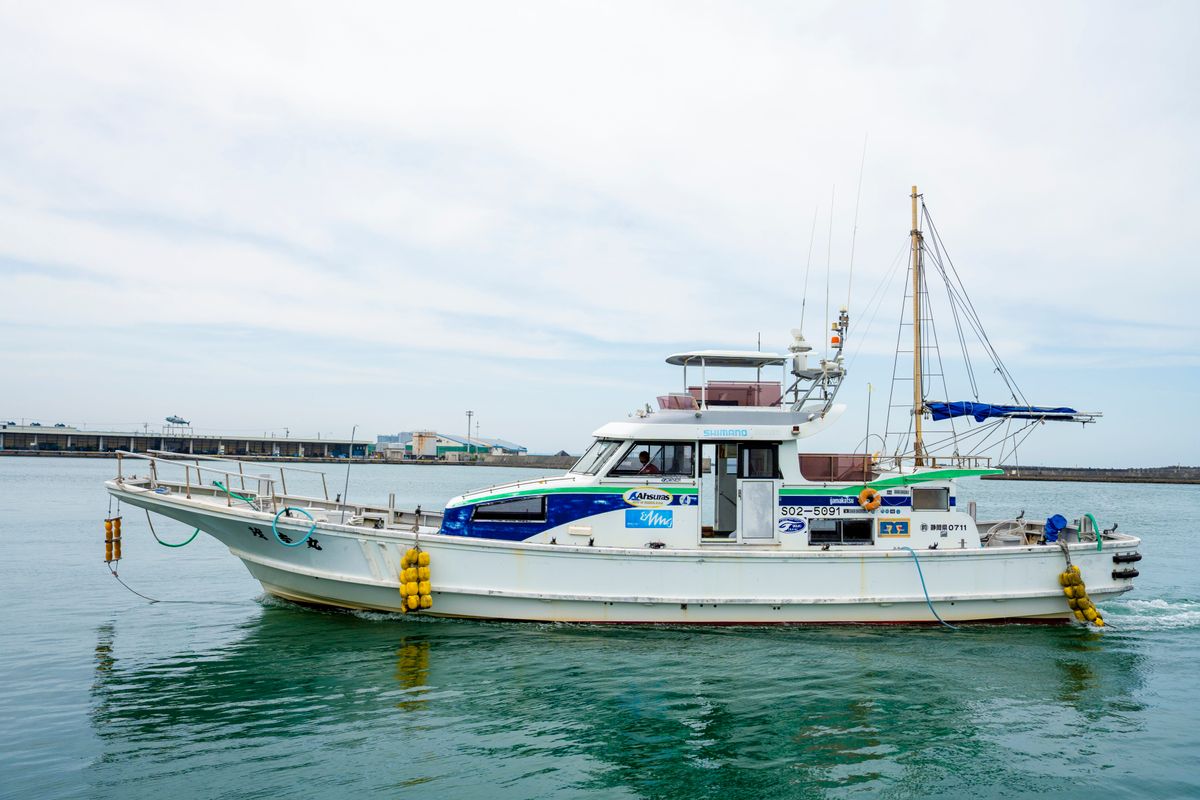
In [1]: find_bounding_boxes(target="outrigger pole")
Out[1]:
[911,186,926,466]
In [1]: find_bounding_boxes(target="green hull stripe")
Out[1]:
[451,484,700,507]
[453,468,1000,507]
[780,468,1002,496]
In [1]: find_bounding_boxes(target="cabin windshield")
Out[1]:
[609,442,695,477]
[570,439,622,475]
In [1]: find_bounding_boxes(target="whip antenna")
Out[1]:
[799,205,819,331]
[847,134,868,309]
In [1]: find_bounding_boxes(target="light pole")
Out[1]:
[465,410,473,460]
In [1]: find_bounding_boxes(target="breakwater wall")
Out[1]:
[985,465,1200,485]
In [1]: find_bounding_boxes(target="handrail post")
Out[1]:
[238,460,245,491]
[150,459,158,487]
[279,467,288,496]
[117,452,123,480]
[321,473,329,501]
[185,465,192,499]
[225,472,232,506]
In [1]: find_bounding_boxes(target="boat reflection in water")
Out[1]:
[88,604,1148,798]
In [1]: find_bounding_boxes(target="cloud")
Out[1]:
[0,1,1196,459]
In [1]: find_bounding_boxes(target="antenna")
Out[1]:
[847,134,868,309]
[341,424,358,522]
[824,185,835,360]
[799,206,819,331]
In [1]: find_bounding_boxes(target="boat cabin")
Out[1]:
[442,350,985,552]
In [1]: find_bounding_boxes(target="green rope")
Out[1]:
[213,480,257,508]
[145,509,199,548]
[1085,513,1103,552]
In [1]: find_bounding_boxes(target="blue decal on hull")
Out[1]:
[625,509,673,528]
[441,491,691,541]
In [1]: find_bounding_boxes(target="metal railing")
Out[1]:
[875,453,994,472]
[146,449,330,500]
[117,451,284,511]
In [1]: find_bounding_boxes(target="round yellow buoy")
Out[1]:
[1094,617,1105,627]
[406,580,419,596]
[418,551,430,567]
[407,594,419,610]
[1067,599,1079,610]
[400,552,410,569]
[1073,610,1085,621]
[399,581,409,597]
[1063,586,1075,599]
[419,580,431,595]
[1084,608,1098,621]
[418,566,430,580]
[1058,573,1071,587]
[420,595,432,609]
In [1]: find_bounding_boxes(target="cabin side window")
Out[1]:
[912,487,950,511]
[739,444,780,478]
[570,439,622,475]
[808,518,873,546]
[471,496,547,523]
[609,442,695,477]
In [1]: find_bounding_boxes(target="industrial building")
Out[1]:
[377,431,527,460]
[0,423,371,458]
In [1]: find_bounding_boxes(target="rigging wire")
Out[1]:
[921,275,961,453]
[846,239,909,370]
[923,208,981,400]
[923,206,1028,405]
[883,232,916,456]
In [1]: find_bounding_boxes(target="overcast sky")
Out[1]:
[2,1,1197,465]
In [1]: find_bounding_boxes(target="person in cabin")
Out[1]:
[638,450,660,474]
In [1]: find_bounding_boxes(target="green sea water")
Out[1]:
[1,456,1197,799]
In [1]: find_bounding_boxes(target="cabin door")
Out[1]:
[737,444,780,541]
[700,443,739,540]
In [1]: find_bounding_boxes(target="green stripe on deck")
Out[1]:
[450,484,700,507]
[779,468,1003,496]
[451,468,1000,506]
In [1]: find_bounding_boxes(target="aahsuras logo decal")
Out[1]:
[622,487,673,508]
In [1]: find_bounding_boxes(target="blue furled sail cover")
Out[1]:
[927,401,1079,422]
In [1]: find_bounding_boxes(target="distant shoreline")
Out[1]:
[0,450,575,470]
[4,451,1196,484]
[984,466,1200,486]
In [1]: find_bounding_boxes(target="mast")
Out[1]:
[911,186,925,466]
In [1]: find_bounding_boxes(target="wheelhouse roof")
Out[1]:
[665,350,789,368]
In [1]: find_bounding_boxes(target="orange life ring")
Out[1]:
[858,487,882,511]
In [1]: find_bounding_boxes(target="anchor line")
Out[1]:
[105,562,161,603]
[900,546,958,630]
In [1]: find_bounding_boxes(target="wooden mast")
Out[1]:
[911,186,925,466]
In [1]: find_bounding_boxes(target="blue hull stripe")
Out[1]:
[441,493,693,541]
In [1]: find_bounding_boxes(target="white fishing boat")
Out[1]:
[104,188,1141,624]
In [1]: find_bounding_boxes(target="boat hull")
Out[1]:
[110,482,1138,624]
